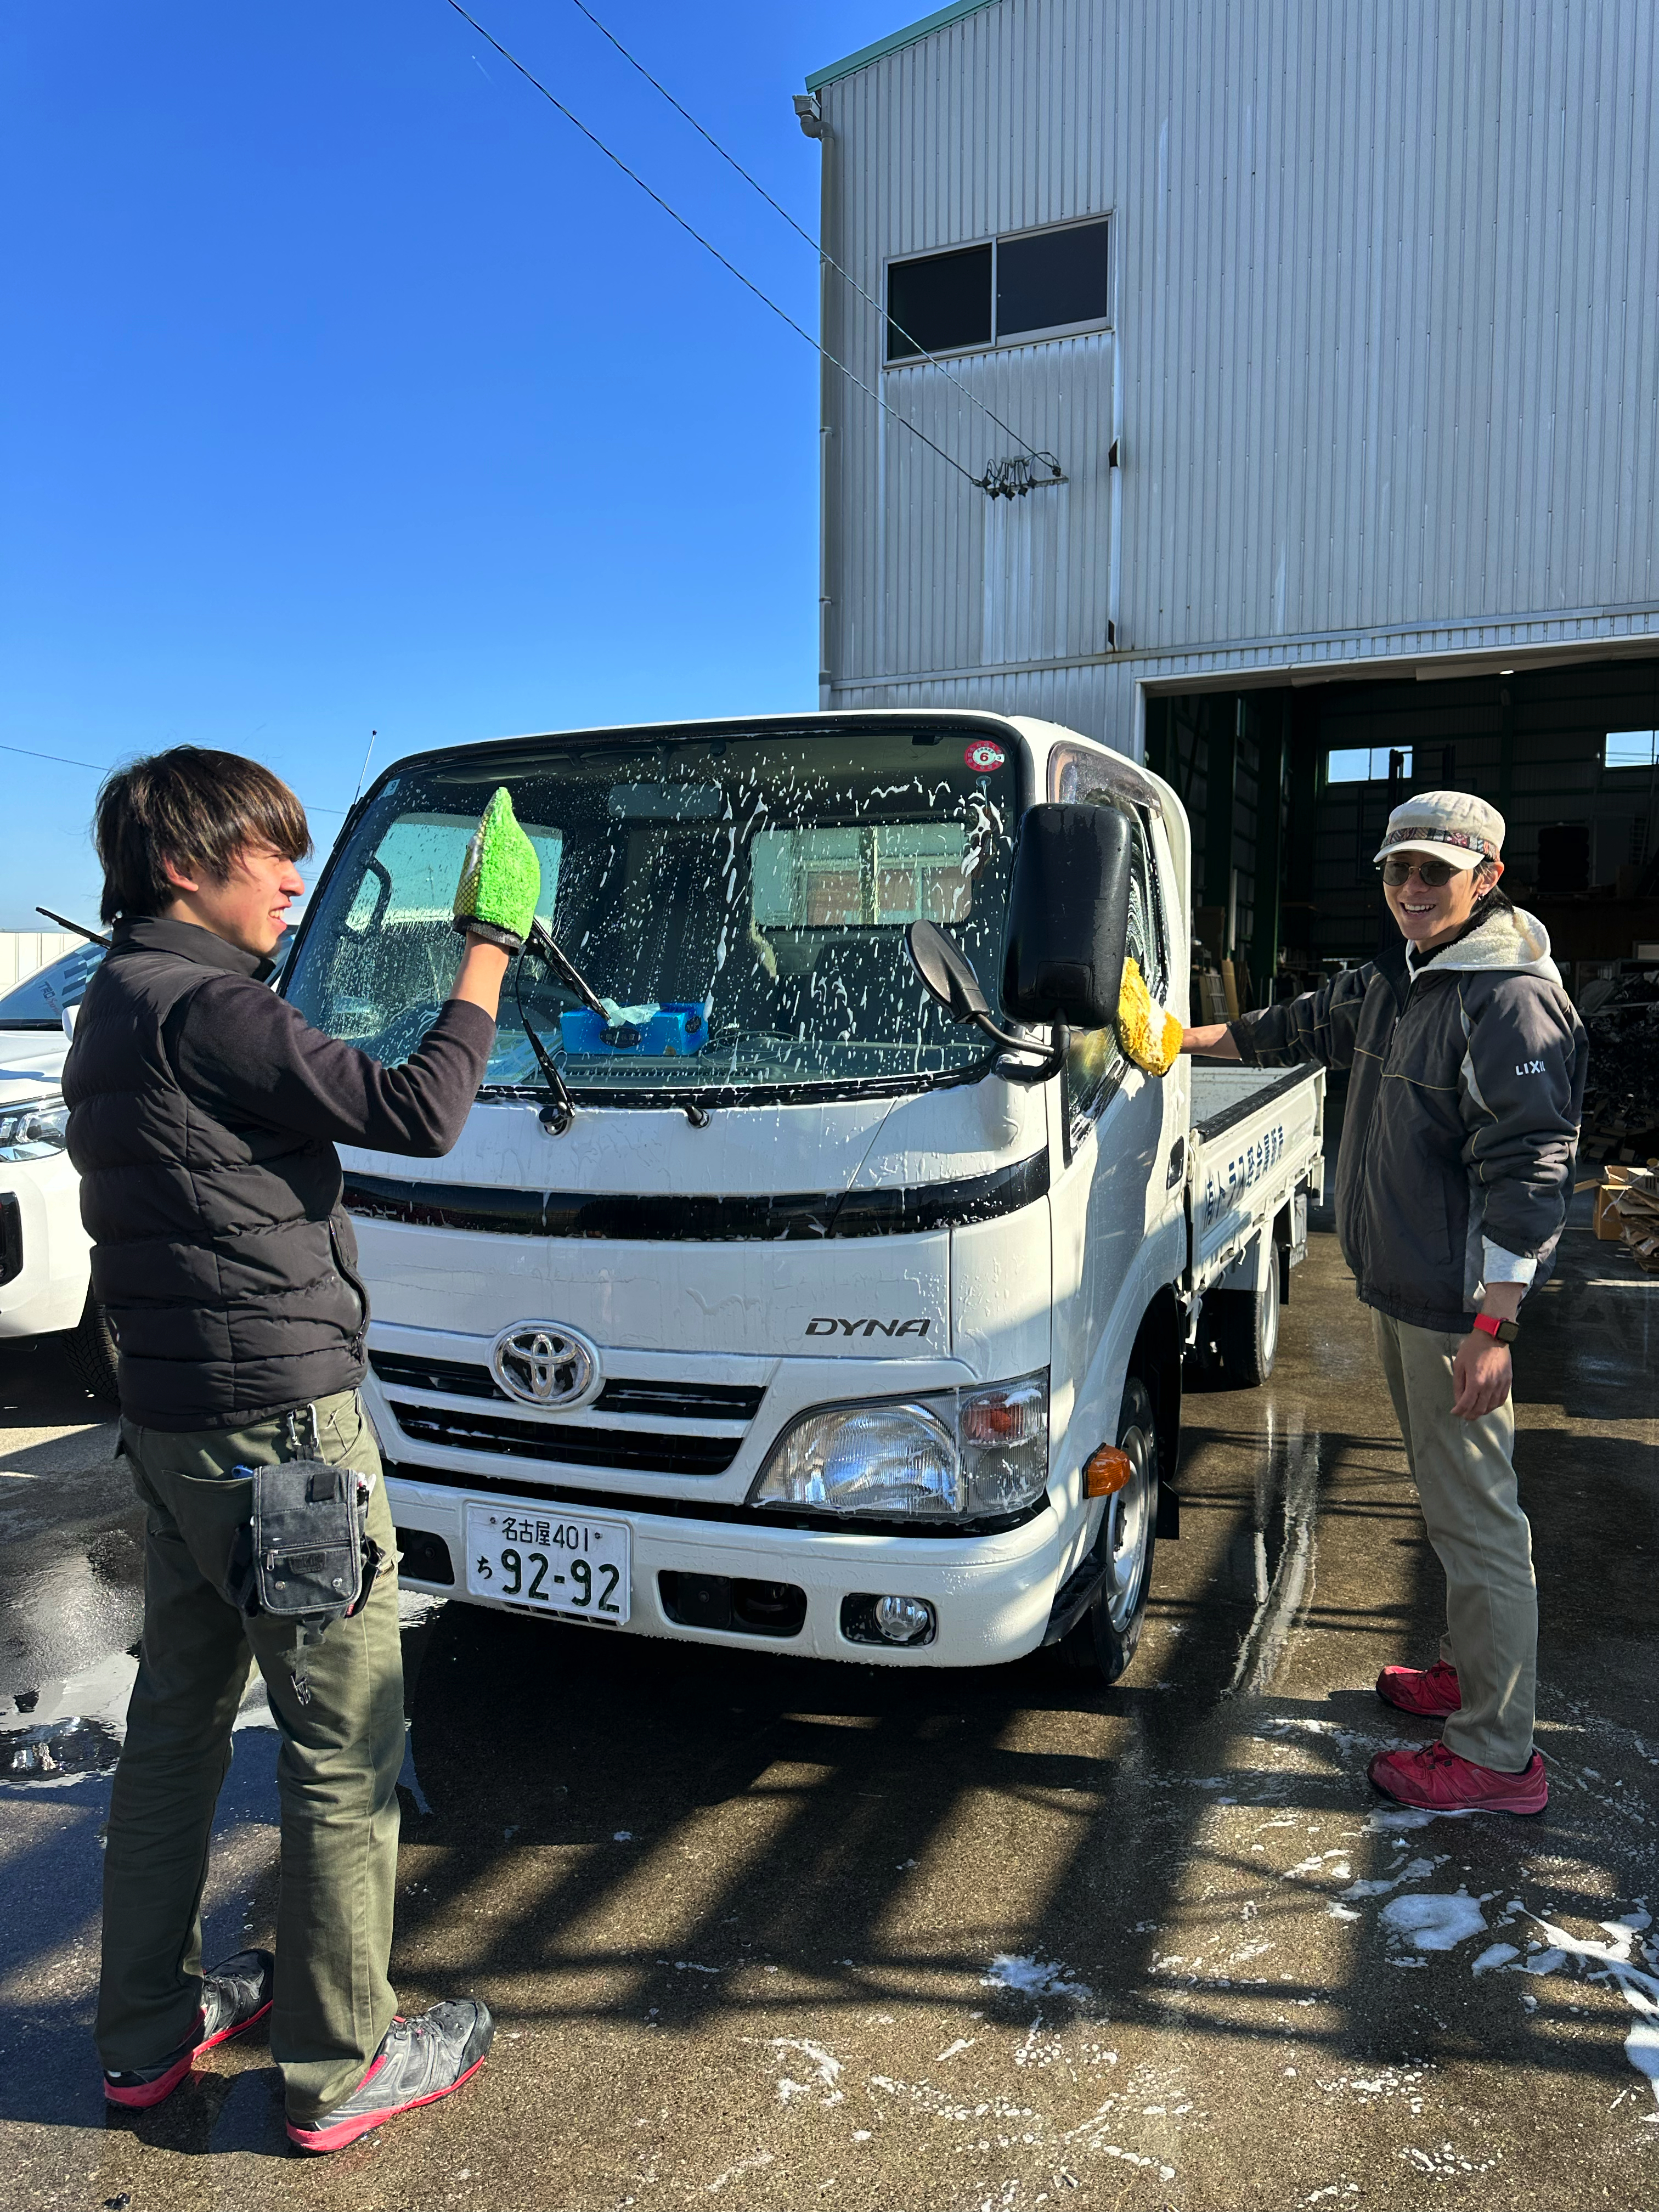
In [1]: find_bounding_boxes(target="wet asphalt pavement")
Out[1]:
[2,1198,1656,2211]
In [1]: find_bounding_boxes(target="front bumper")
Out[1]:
[383,1466,1068,1667]
[0,1153,90,1340]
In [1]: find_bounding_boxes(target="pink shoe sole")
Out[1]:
[286,2053,489,2153]
[103,1998,273,2108]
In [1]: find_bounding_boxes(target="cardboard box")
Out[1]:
[1595,1165,1659,1269]
[1594,1183,1628,1240]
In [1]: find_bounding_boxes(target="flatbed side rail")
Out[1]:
[1187,1064,1325,1293]
[1192,1062,1322,1145]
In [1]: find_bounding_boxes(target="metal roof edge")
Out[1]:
[805,0,1002,93]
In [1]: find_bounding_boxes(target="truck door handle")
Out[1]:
[1166,1138,1185,1189]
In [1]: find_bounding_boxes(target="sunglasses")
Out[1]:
[1378,855,1463,888]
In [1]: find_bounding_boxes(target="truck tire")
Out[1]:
[1054,1375,1159,1685]
[65,1293,120,1404]
[1194,1273,1279,1388]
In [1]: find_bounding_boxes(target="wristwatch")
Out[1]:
[1472,1312,1519,1344]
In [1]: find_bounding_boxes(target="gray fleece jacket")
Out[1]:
[1229,899,1588,1333]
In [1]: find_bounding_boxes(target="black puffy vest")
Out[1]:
[63,921,367,1430]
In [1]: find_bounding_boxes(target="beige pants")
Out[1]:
[1372,1310,1538,1771]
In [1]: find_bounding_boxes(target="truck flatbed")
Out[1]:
[1187,1060,1326,1295]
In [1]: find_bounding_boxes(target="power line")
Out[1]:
[1,740,108,774]
[442,0,995,492]
[0,741,345,817]
[559,0,1052,472]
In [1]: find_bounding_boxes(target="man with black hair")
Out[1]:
[63,747,541,2149]
[1183,792,1587,1815]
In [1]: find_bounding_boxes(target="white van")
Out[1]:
[0,941,116,1396]
[283,713,1322,1680]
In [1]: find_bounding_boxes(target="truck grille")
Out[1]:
[368,1350,762,1424]
[385,1402,743,1477]
[370,1351,764,1480]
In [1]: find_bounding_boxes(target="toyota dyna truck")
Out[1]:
[281,712,1324,1681]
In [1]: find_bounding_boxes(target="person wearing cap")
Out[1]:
[1182,791,1587,1814]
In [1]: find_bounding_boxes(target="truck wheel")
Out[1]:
[64,1293,120,1404]
[1195,1274,1279,1387]
[1055,1375,1159,1685]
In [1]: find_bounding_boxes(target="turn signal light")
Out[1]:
[1084,1445,1132,1497]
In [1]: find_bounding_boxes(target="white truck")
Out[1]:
[282,712,1324,1681]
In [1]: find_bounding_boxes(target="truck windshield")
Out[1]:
[284,725,1019,1097]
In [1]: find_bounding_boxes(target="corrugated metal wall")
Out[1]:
[819,0,1659,746]
[0,932,76,996]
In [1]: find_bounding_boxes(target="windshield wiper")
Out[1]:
[514,924,594,1136]
[512,961,578,1135]
[36,905,110,948]
[514,922,714,1132]
[525,920,606,1020]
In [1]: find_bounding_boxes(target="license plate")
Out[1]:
[463,1502,630,1624]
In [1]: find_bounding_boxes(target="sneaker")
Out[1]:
[286,2000,494,2154]
[103,1948,275,2109]
[1376,1660,1462,1717]
[1369,1741,1548,1815]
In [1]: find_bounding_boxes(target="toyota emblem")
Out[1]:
[489,1322,600,1409]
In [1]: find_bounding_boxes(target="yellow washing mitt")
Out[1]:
[1118,955,1182,1076]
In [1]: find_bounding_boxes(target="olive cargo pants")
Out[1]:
[1372,1310,1538,1771]
[97,1391,404,2124]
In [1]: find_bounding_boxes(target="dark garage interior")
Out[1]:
[1144,653,1659,996]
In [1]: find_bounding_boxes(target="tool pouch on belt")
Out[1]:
[224,1407,384,1705]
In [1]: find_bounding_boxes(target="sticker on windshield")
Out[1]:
[965,740,1006,772]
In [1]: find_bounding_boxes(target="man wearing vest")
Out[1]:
[64,748,541,2148]
[1183,792,1587,1815]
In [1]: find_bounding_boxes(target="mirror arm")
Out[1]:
[967,1009,1065,1079]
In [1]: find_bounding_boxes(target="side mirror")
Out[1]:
[1000,803,1133,1031]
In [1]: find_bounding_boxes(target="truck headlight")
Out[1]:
[0,1096,69,1163]
[750,1370,1049,1521]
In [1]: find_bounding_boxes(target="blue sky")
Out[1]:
[0,0,904,928]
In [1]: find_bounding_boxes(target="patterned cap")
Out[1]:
[1373,789,1504,870]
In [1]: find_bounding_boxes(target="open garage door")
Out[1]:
[1146,653,1659,1002]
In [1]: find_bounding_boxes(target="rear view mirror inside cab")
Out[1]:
[1000,803,1133,1033]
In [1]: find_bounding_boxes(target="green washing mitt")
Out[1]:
[452,787,541,953]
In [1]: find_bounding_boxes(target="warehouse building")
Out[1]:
[798,0,1659,995]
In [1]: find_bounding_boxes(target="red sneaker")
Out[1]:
[1368,1741,1548,1815]
[1376,1661,1462,1717]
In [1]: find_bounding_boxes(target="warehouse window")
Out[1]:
[997,221,1110,338]
[887,245,992,360]
[1605,730,1658,769]
[886,219,1109,362]
[1326,746,1412,784]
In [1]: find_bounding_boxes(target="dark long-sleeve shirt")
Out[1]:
[65,916,495,1428]
[170,970,495,1157]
